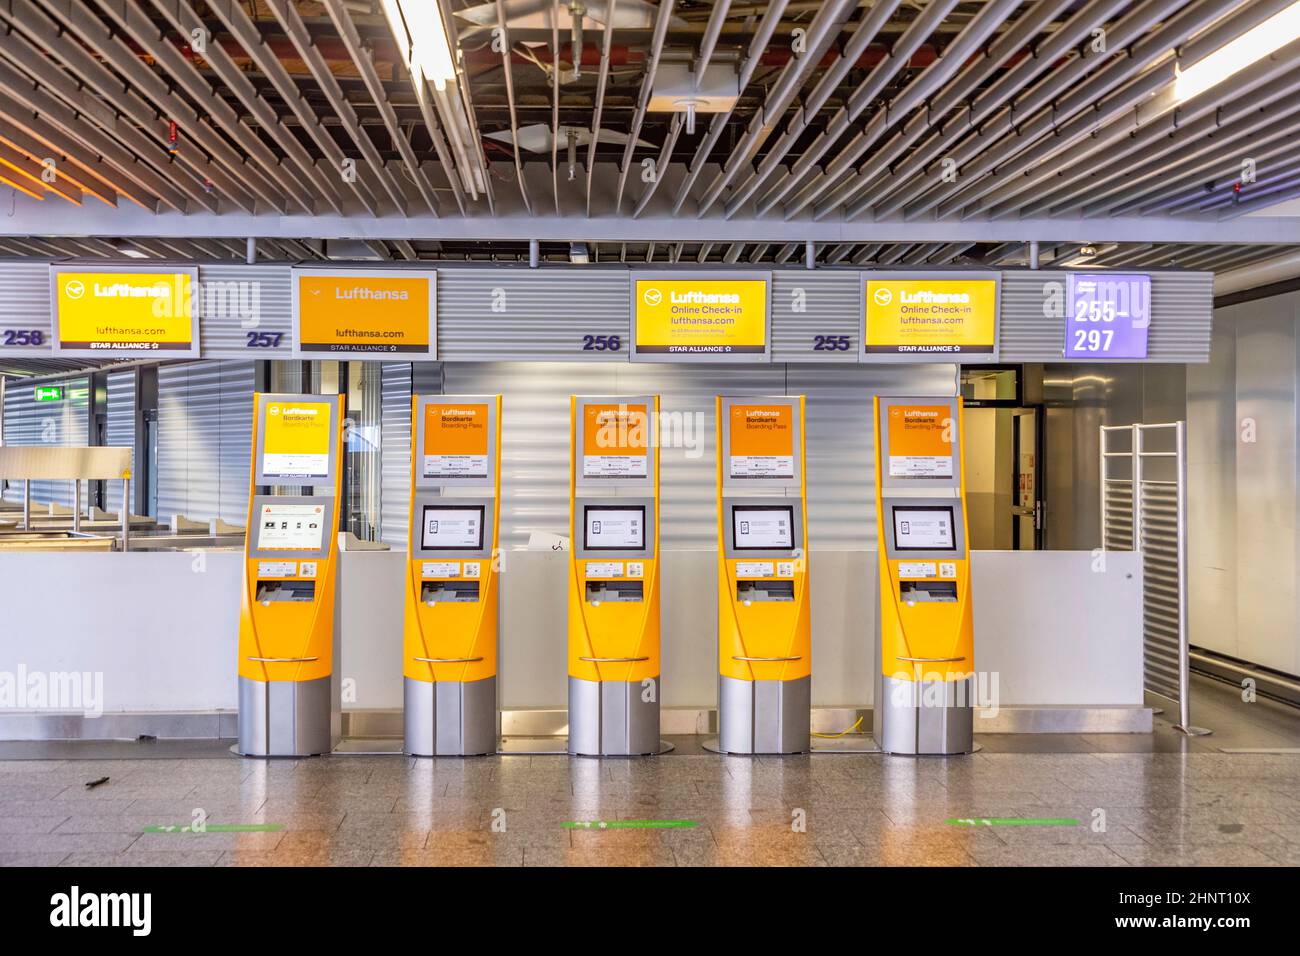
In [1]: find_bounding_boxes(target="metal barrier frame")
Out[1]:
[1101,422,1210,737]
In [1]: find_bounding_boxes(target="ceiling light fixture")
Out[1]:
[1174,1,1300,101]
[381,0,490,200]
[382,0,457,90]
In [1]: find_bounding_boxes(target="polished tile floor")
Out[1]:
[2,677,1299,867]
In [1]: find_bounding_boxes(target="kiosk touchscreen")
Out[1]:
[872,396,975,755]
[237,393,344,757]
[716,396,810,754]
[404,396,502,757]
[568,396,662,756]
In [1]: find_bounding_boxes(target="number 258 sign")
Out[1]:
[1065,273,1151,359]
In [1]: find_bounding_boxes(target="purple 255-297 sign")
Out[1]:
[1065,273,1151,359]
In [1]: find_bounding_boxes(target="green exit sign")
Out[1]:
[33,386,64,402]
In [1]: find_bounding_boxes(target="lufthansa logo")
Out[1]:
[65,279,85,300]
[642,288,662,307]
[873,287,892,306]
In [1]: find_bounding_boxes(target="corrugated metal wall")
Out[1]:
[438,268,630,362]
[0,375,89,508]
[156,361,254,524]
[0,261,1215,365]
[1001,271,1214,362]
[0,259,51,345]
[199,263,293,357]
[103,369,136,512]
[771,271,861,362]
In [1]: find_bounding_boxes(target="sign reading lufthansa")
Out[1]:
[291,267,437,359]
[861,271,1000,362]
[51,267,199,358]
[631,271,771,363]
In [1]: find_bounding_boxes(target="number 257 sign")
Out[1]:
[1065,273,1151,359]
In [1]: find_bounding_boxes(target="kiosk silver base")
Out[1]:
[403,675,498,757]
[567,676,661,756]
[237,676,337,757]
[874,675,975,755]
[717,675,811,754]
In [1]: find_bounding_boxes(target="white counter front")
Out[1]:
[0,549,1144,726]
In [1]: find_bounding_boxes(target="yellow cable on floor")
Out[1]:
[810,716,864,739]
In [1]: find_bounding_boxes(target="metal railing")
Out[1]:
[1100,422,1210,737]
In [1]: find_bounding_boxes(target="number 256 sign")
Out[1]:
[1065,273,1151,359]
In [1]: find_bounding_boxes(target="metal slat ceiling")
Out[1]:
[0,0,1295,232]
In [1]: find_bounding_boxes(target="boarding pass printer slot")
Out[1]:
[420,580,480,605]
[585,581,644,604]
[255,580,316,603]
[899,580,958,603]
[736,580,795,603]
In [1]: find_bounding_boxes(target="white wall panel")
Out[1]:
[0,549,1144,713]
[1190,290,1300,678]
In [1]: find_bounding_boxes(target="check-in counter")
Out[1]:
[0,548,1146,739]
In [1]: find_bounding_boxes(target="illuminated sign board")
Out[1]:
[1065,273,1151,359]
[887,404,955,478]
[631,272,770,362]
[581,402,650,478]
[261,400,333,480]
[292,268,437,359]
[51,268,199,358]
[728,403,795,479]
[422,402,490,480]
[862,272,999,362]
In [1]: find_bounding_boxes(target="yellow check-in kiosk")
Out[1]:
[568,396,661,756]
[404,396,502,756]
[716,397,811,754]
[872,396,975,755]
[237,393,344,757]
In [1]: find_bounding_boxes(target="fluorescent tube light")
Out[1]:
[1175,1,1300,101]
[382,0,457,90]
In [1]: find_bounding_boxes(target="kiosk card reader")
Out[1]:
[237,393,344,757]
[404,396,502,756]
[568,395,662,756]
[716,397,811,753]
[872,396,975,755]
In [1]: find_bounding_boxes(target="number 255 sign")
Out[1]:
[1065,273,1151,359]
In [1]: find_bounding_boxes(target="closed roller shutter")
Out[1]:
[103,369,136,513]
[156,360,255,525]
[441,361,957,550]
[1,374,90,509]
